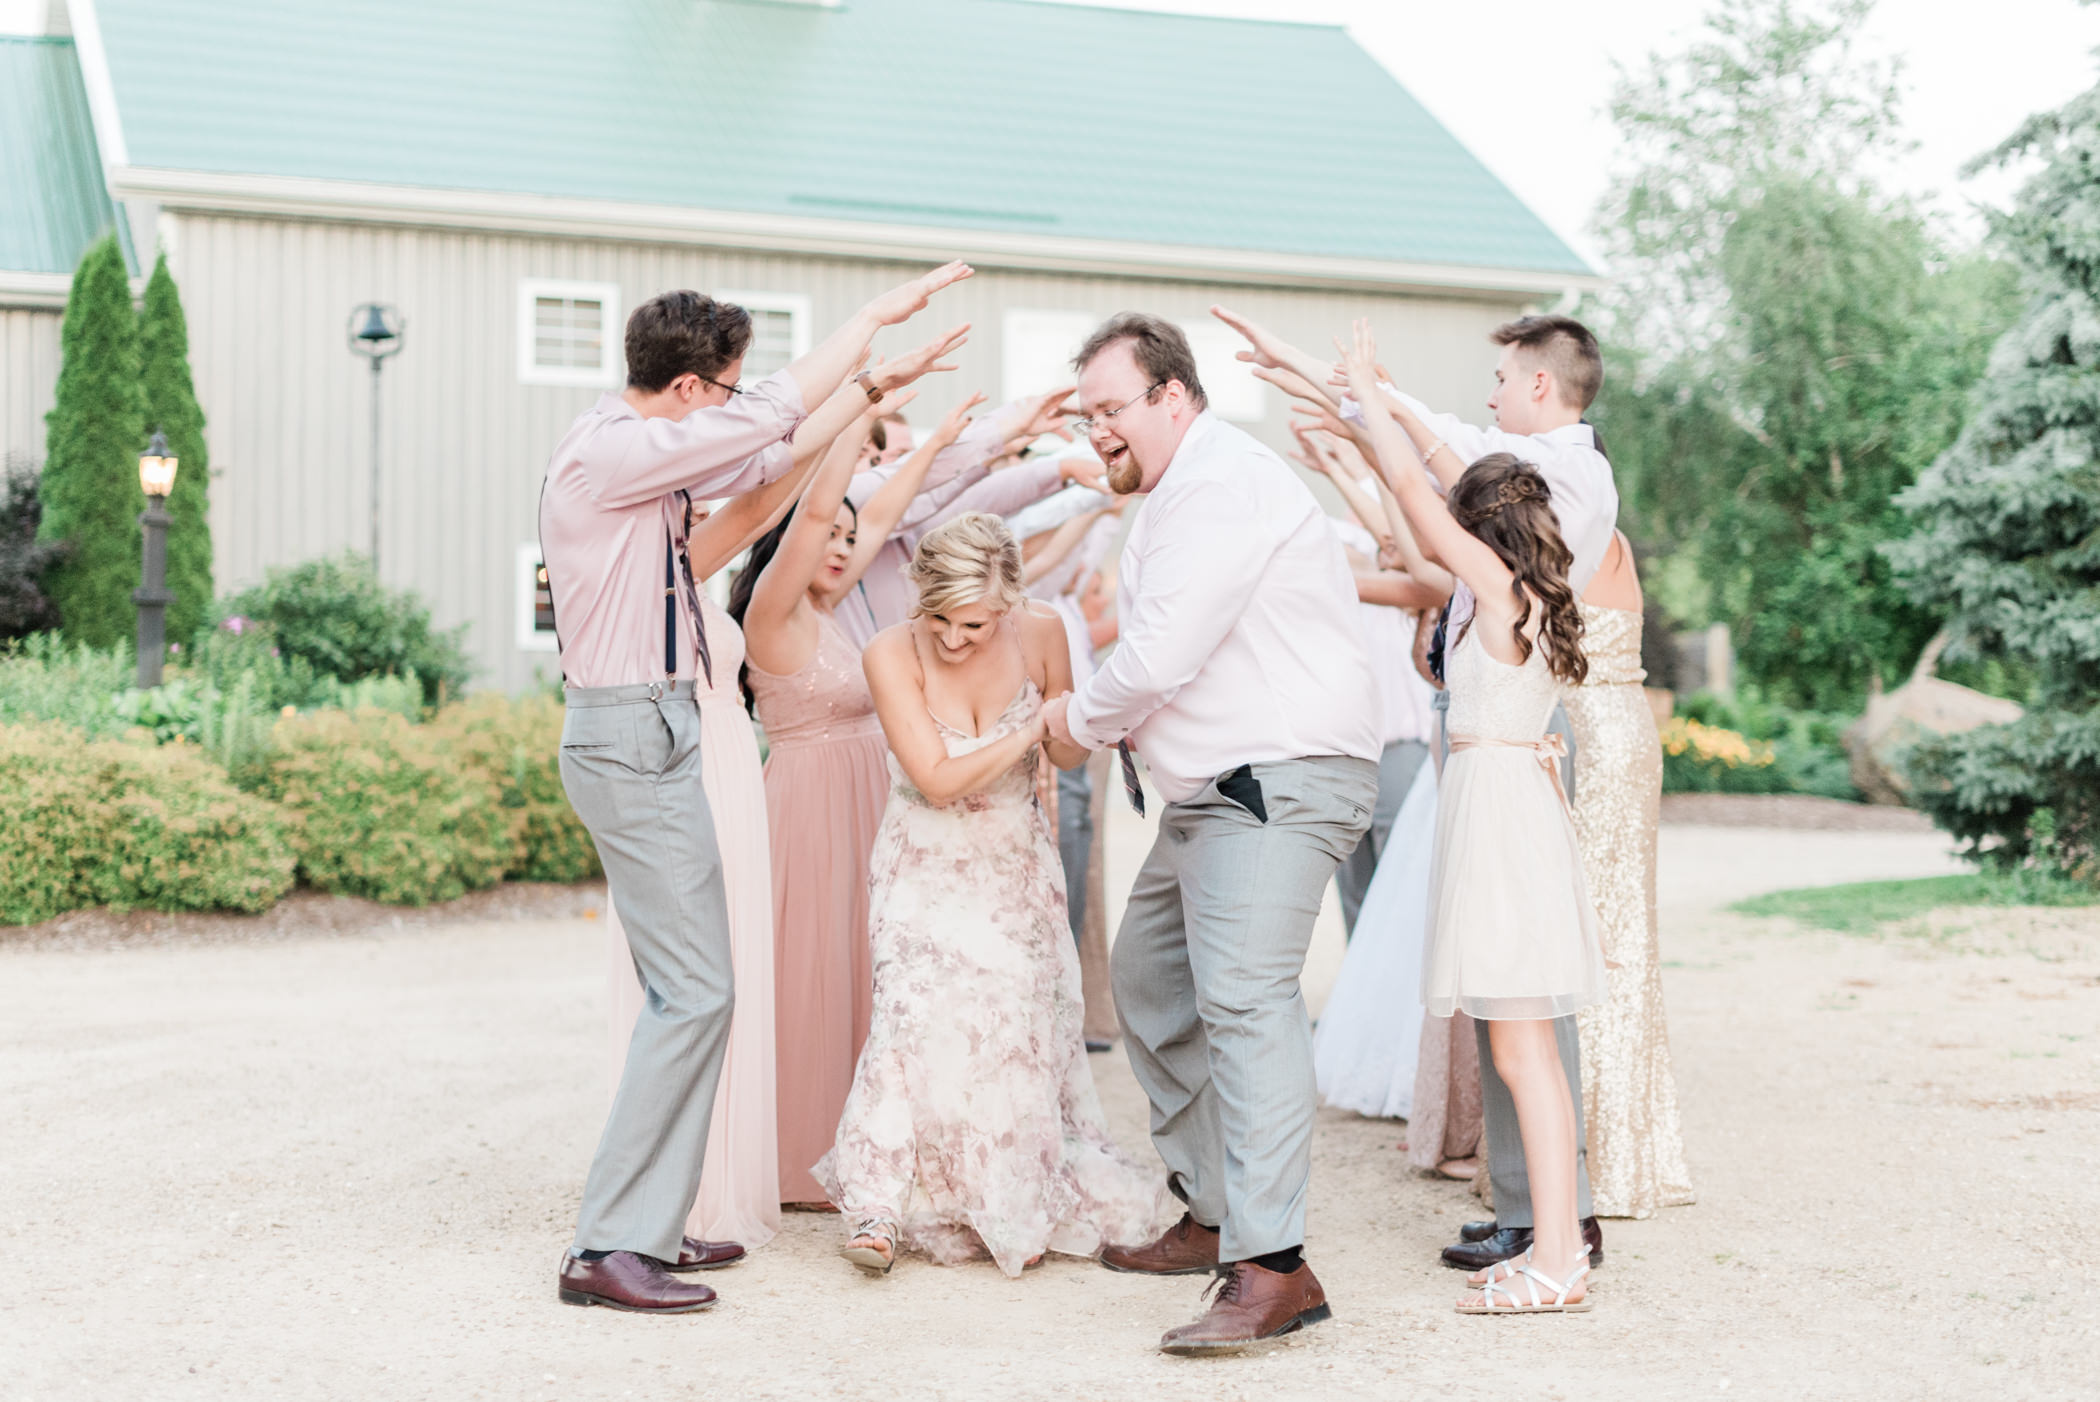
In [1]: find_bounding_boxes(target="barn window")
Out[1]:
[517,543,560,652]
[517,279,621,387]
[715,291,811,379]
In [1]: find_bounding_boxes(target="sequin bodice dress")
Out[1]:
[1562,604,1694,1217]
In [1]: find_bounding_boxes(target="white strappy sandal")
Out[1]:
[840,1218,900,1276]
[1456,1250,1593,1314]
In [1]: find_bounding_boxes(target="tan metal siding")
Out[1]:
[168,212,1530,692]
[0,307,63,469]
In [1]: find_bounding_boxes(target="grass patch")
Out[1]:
[1732,871,2098,934]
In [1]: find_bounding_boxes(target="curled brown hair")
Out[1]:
[1448,453,1588,686]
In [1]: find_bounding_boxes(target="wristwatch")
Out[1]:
[855,370,884,404]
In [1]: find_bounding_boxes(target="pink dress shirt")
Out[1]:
[1066,413,1383,804]
[539,372,806,689]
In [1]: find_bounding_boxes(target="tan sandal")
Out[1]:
[840,1218,900,1276]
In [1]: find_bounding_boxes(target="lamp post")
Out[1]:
[134,428,179,689]
[347,303,404,574]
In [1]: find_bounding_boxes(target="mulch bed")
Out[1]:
[1661,793,1936,833]
[1,881,607,952]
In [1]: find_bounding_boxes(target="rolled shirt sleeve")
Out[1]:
[582,369,807,508]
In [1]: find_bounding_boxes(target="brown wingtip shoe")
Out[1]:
[1158,1261,1331,1356]
[667,1237,746,1272]
[558,1251,718,1313]
[1100,1213,1221,1275]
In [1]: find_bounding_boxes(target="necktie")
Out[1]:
[1116,740,1144,817]
[666,491,713,686]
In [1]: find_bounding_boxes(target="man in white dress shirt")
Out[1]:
[1041,314,1380,1356]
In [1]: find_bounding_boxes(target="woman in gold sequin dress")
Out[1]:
[1563,534,1695,1218]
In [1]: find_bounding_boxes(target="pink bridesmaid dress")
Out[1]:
[605,591,780,1249]
[745,608,890,1204]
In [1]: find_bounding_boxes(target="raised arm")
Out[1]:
[864,630,1047,804]
[1211,304,1342,399]
[1291,424,1391,553]
[784,260,973,410]
[1022,509,1105,587]
[1341,320,1515,613]
[841,393,986,590]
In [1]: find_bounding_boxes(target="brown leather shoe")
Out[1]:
[1158,1261,1331,1355]
[557,1252,718,1313]
[1100,1213,1220,1275]
[666,1238,746,1272]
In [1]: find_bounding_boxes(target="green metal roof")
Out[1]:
[87,0,1591,278]
[0,36,125,277]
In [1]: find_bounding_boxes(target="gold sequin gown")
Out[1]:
[1563,604,1695,1218]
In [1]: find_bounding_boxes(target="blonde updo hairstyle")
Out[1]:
[907,512,1027,620]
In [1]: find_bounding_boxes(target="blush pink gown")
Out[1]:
[605,591,781,1248]
[746,608,890,1204]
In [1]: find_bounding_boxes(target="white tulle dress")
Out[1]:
[1314,760,1438,1118]
[1420,628,1607,1021]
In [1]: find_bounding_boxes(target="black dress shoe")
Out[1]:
[1441,1217,1604,1271]
[1460,1219,1499,1243]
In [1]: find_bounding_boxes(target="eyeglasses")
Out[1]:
[700,376,744,397]
[1071,381,1166,436]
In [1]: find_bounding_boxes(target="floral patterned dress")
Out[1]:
[815,678,1169,1276]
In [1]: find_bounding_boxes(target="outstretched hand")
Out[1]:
[935,391,989,445]
[1336,319,1383,399]
[863,261,975,327]
[877,324,970,392]
[1212,304,1292,370]
[1017,384,1078,442]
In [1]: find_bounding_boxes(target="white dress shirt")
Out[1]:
[1067,413,1382,804]
[1376,389,1618,621]
[1026,510,1120,688]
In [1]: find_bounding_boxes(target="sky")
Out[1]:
[1057,0,2100,271]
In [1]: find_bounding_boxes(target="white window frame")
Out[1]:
[715,290,812,377]
[517,278,621,388]
[1001,309,1097,404]
[516,542,560,653]
[1179,320,1267,423]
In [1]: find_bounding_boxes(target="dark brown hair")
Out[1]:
[1490,314,1603,412]
[1072,312,1207,410]
[1448,453,1588,685]
[624,291,754,393]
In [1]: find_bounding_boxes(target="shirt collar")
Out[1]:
[1540,419,1597,449]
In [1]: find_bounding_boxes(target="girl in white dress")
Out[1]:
[1340,320,1607,1315]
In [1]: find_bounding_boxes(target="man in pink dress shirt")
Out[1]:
[1042,314,1382,1355]
[543,262,971,1316]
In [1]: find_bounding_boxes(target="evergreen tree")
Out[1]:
[138,251,214,645]
[37,234,146,648]
[1888,69,2100,883]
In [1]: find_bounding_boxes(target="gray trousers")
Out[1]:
[1057,763,1093,944]
[1334,737,1431,937]
[1113,754,1378,1262]
[1430,688,1592,1226]
[558,682,735,1262]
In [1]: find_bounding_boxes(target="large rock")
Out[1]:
[1847,634,2023,806]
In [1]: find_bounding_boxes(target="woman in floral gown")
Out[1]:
[816,513,1169,1277]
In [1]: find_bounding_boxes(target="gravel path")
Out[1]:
[6,820,2095,1401]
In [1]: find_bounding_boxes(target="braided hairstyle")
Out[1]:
[1446,453,1587,686]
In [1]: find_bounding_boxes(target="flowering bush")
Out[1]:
[254,708,512,905]
[0,720,296,924]
[1660,716,1788,793]
[429,693,600,883]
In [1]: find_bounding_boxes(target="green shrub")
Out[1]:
[0,720,296,924]
[431,693,600,883]
[218,553,470,706]
[0,455,65,640]
[255,707,510,904]
[0,634,135,736]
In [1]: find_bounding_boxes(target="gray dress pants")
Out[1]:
[558,682,735,1263]
[1433,688,1594,1226]
[1334,737,1431,937]
[1113,754,1377,1263]
[1057,763,1093,945]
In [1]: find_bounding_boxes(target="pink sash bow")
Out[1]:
[1447,731,1571,813]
